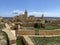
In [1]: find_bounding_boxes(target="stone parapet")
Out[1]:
[22,35,34,45]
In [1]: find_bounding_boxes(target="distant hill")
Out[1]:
[3,17,60,20]
[3,17,13,19]
[44,17,60,19]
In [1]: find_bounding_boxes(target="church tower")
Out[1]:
[41,13,45,24]
[41,13,44,19]
[24,10,27,17]
[23,10,28,21]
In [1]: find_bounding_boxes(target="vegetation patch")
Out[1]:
[0,24,5,30]
[16,37,25,45]
[39,25,60,30]
[24,25,60,30]
[30,36,60,45]
[0,31,10,45]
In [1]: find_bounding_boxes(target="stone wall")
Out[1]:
[18,30,60,35]
[22,35,34,45]
[17,30,60,45]
[22,22,34,27]
[18,30,35,35]
[18,36,34,45]
[39,30,60,35]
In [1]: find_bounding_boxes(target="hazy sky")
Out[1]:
[0,0,60,17]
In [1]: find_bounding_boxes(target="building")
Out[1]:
[13,10,45,27]
[0,16,3,22]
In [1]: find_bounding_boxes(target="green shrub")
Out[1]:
[16,37,25,45]
[34,23,40,29]
[34,23,45,29]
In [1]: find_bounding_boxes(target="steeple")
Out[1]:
[24,10,27,17]
[41,13,44,19]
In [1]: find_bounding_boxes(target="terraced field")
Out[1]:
[30,36,60,45]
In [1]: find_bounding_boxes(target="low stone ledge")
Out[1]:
[22,35,34,45]
[10,40,16,44]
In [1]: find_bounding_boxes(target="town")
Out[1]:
[0,0,60,45]
[0,10,60,45]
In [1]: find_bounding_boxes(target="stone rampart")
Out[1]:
[18,30,35,35]
[39,30,60,35]
[18,30,60,35]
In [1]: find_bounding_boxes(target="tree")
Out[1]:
[34,23,40,29]
[40,23,45,28]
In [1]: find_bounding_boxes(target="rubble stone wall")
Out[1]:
[18,30,60,35]
[39,30,60,35]
[18,30,35,35]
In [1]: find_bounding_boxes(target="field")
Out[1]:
[39,25,60,30]
[23,25,60,30]
[16,37,25,45]
[30,36,60,45]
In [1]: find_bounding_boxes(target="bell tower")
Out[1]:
[24,10,27,17]
[41,13,44,19]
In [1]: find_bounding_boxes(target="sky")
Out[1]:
[0,0,60,17]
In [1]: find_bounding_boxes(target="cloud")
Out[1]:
[44,12,60,17]
[11,10,55,17]
[28,11,48,17]
[1,10,24,17]
[5,10,60,17]
[11,10,46,17]
[29,12,60,17]
[12,10,23,14]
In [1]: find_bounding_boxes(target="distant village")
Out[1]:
[0,10,60,28]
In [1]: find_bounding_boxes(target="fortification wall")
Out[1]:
[18,30,35,35]
[18,30,60,35]
[39,30,60,35]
